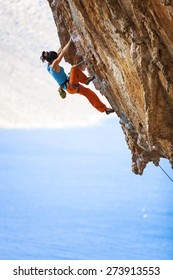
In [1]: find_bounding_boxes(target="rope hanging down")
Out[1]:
[158,164,173,183]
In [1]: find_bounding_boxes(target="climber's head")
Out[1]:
[40,51,58,64]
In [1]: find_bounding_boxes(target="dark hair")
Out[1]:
[40,51,58,64]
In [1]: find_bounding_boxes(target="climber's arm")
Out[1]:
[52,38,72,71]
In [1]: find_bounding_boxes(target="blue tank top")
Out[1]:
[47,65,67,88]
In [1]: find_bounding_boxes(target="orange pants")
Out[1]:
[66,66,107,112]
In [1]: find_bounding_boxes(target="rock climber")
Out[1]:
[40,38,114,115]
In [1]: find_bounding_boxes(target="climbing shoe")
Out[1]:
[85,76,95,85]
[106,108,115,115]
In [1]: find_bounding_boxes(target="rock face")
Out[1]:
[47,0,173,175]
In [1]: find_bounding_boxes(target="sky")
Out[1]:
[0,0,110,129]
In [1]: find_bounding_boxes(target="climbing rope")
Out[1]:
[75,59,86,67]
[152,146,173,183]
[158,164,173,183]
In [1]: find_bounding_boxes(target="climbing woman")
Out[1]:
[40,38,114,115]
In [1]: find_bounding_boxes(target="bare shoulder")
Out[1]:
[52,61,60,72]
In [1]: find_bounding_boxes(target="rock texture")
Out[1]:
[47,0,173,175]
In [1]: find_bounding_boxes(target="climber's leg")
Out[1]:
[69,65,88,86]
[66,66,114,114]
[66,82,106,112]
[69,65,95,85]
[77,84,107,112]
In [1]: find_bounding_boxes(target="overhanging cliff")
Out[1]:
[47,0,173,175]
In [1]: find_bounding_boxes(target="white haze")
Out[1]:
[0,0,109,128]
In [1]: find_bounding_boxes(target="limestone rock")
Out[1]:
[47,0,173,175]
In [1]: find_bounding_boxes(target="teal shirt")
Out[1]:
[47,65,67,88]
